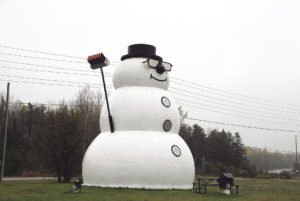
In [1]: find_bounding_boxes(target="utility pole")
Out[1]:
[296,136,299,173]
[264,147,268,173]
[0,83,10,181]
[296,136,298,164]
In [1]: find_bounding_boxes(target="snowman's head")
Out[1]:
[113,44,172,90]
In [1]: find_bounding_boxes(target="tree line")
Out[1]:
[0,87,101,182]
[0,87,296,182]
[179,123,255,177]
[247,147,296,172]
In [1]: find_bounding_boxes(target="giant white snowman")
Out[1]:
[82,44,195,189]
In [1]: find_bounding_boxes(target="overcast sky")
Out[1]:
[0,0,299,152]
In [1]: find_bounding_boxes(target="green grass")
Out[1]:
[0,178,300,201]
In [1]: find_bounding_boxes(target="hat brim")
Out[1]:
[121,54,162,61]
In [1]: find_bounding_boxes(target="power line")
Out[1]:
[1,71,298,125]
[3,60,297,118]
[0,65,99,77]
[0,79,296,127]
[0,65,111,78]
[0,74,111,87]
[0,52,86,64]
[1,61,297,118]
[0,73,296,123]
[1,81,299,138]
[0,59,112,76]
[2,44,298,109]
[0,78,95,88]
[0,44,85,59]
[172,80,300,111]
[1,44,299,122]
[0,74,101,86]
[175,100,300,126]
[185,117,300,133]
[0,78,114,91]
[174,97,299,123]
[0,44,120,65]
[169,86,300,115]
[172,76,300,108]
[0,73,298,125]
[170,89,299,119]
[1,44,298,109]
[0,62,297,119]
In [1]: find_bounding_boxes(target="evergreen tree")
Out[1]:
[232,132,247,168]
[191,124,206,170]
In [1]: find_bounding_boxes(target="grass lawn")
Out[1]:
[0,178,300,201]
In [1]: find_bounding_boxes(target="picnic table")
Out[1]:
[193,177,218,194]
[192,176,239,194]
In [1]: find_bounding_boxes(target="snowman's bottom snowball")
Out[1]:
[82,131,195,189]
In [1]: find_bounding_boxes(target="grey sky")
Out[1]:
[0,0,299,152]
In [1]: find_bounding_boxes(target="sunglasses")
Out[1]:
[142,59,172,71]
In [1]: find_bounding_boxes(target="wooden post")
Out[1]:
[0,83,10,181]
[296,136,298,164]
[296,136,299,173]
[264,147,268,173]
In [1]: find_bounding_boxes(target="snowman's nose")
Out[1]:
[156,64,165,74]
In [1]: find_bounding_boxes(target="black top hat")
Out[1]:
[121,44,163,61]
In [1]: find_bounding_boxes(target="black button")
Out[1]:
[171,145,181,157]
[163,120,172,132]
[161,96,171,108]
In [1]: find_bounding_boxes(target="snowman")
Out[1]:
[82,44,195,189]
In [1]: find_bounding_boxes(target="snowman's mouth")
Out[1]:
[150,74,167,82]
